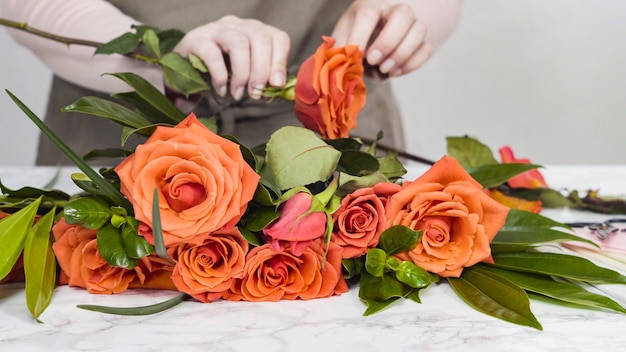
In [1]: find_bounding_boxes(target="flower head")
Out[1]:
[294,36,366,139]
[115,113,260,246]
[388,156,510,277]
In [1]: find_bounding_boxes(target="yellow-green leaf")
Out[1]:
[0,197,41,280]
[24,208,57,322]
[265,126,341,190]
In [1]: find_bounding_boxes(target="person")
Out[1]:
[2,0,463,165]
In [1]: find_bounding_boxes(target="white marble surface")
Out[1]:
[2,165,626,352]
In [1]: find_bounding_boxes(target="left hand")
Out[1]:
[331,0,432,79]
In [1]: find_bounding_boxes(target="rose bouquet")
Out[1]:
[2,24,626,331]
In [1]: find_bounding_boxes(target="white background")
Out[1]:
[1,0,625,166]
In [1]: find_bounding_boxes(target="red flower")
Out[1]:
[499,146,548,189]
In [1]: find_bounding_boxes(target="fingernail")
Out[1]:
[271,72,285,87]
[379,58,396,74]
[233,86,244,100]
[250,85,265,100]
[367,50,383,65]
[390,68,403,77]
[217,85,227,97]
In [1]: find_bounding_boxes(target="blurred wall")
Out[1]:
[1,0,625,166]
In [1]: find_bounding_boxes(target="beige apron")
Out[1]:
[37,0,405,165]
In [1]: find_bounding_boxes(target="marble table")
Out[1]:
[2,165,626,352]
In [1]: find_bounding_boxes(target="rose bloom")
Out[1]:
[388,156,510,277]
[52,218,175,293]
[115,113,260,246]
[263,192,327,256]
[294,36,366,139]
[331,182,401,258]
[224,239,348,302]
[499,146,548,189]
[168,227,248,303]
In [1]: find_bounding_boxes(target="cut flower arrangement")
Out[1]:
[2,23,626,331]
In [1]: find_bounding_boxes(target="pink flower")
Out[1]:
[263,192,327,256]
[499,146,548,189]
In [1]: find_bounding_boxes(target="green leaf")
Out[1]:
[152,189,174,263]
[97,224,139,269]
[0,178,69,201]
[365,248,387,277]
[359,271,408,302]
[241,206,280,232]
[475,265,626,314]
[493,209,596,248]
[377,151,406,181]
[336,150,379,176]
[95,32,140,55]
[63,197,112,229]
[82,148,135,162]
[6,90,131,210]
[121,217,154,259]
[111,91,172,124]
[78,294,187,316]
[62,96,154,129]
[24,208,57,322]
[157,28,185,54]
[342,257,364,279]
[265,126,341,190]
[160,52,210,96]
[324,138,362,151]
[491,252,626,284]
[362,297,401,316]
[394,261,431,289]
[188,53,209,73]
[141,28,161,58]
[0,197,41,280]
[104,73,185,123]
[446,136,498,169]
[448,267,543,330]
[467,163,541,189]
[378,225,422,255]
[505,187,573,208]
[238,227,262,246]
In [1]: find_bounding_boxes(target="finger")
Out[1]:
[366,4,419,67]
[330,12,354,47]
[246,29,273,99]
[378,20,427,74]
[389,40,433,77]
[344,3,383,51]
[191,42,229,97]
[219,32,251,100]
[269,30,290,87]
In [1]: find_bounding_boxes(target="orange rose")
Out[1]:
[52,218,175,293]
[331,182,401,258]
[168,227,248,303]
[388,156,510,277]
[225,239,348,302]
[115,113,260,246]
[294,36,366,139]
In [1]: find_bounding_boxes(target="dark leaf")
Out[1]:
[446,136,498,169]
[95,32,140,55]
[468,163,541,189]
[63,197,112,229]
[160,52,210,96]
[96,224,139,269]
[378,225,421,255]
[336,150,379,176]
[448,267,542,330]
[121,217,154,259]
[62,96,154,129]
[365,248,387,277]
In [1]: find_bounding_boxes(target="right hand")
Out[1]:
[174,16,291,100]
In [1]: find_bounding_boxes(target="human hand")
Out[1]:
[332,0,432,79]
[174,16,290,100]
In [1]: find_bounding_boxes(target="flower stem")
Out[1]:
[0,18,103,48]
